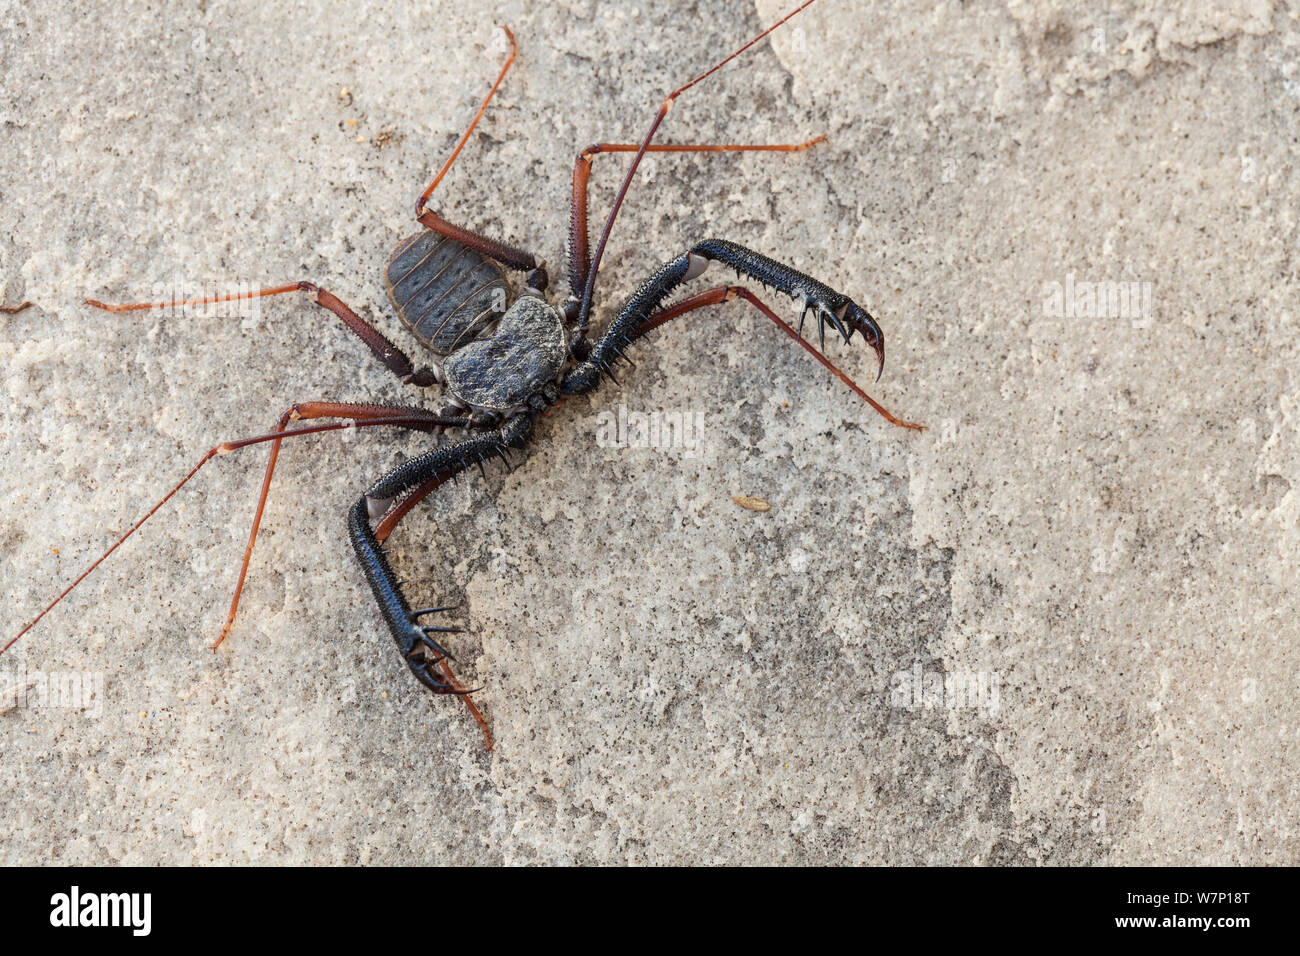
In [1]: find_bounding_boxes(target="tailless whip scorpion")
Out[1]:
[4,0,922,750]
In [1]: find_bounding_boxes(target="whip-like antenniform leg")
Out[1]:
[573,0,820,337]
[566,137,825,304]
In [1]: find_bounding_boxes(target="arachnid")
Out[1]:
[6,0,921,750]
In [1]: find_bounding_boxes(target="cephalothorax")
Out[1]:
[6,1,921,749]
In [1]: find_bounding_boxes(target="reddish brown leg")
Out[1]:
[5,413,469,657]
[574,0,820,331]
[413,26,516,219]
[1,301,35,313]
[215,402,467,650]
[374,472,445,544]
[85,282,442,387]
[415,208,540,279]
[567,138,825,302]
[432,658,492,750]
[412,25,542,286]
[638,285,924,431]
[216,401,493,748]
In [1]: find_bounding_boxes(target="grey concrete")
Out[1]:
[1,0,1296,864]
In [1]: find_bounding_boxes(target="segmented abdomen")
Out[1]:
[384,231,510,355]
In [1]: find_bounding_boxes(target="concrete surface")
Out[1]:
[1,0,1297,864]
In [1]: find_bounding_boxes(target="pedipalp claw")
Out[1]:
[409,662,473,695]
[841,301,885,382]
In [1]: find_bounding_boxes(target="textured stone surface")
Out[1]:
[1,0,1296,864]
